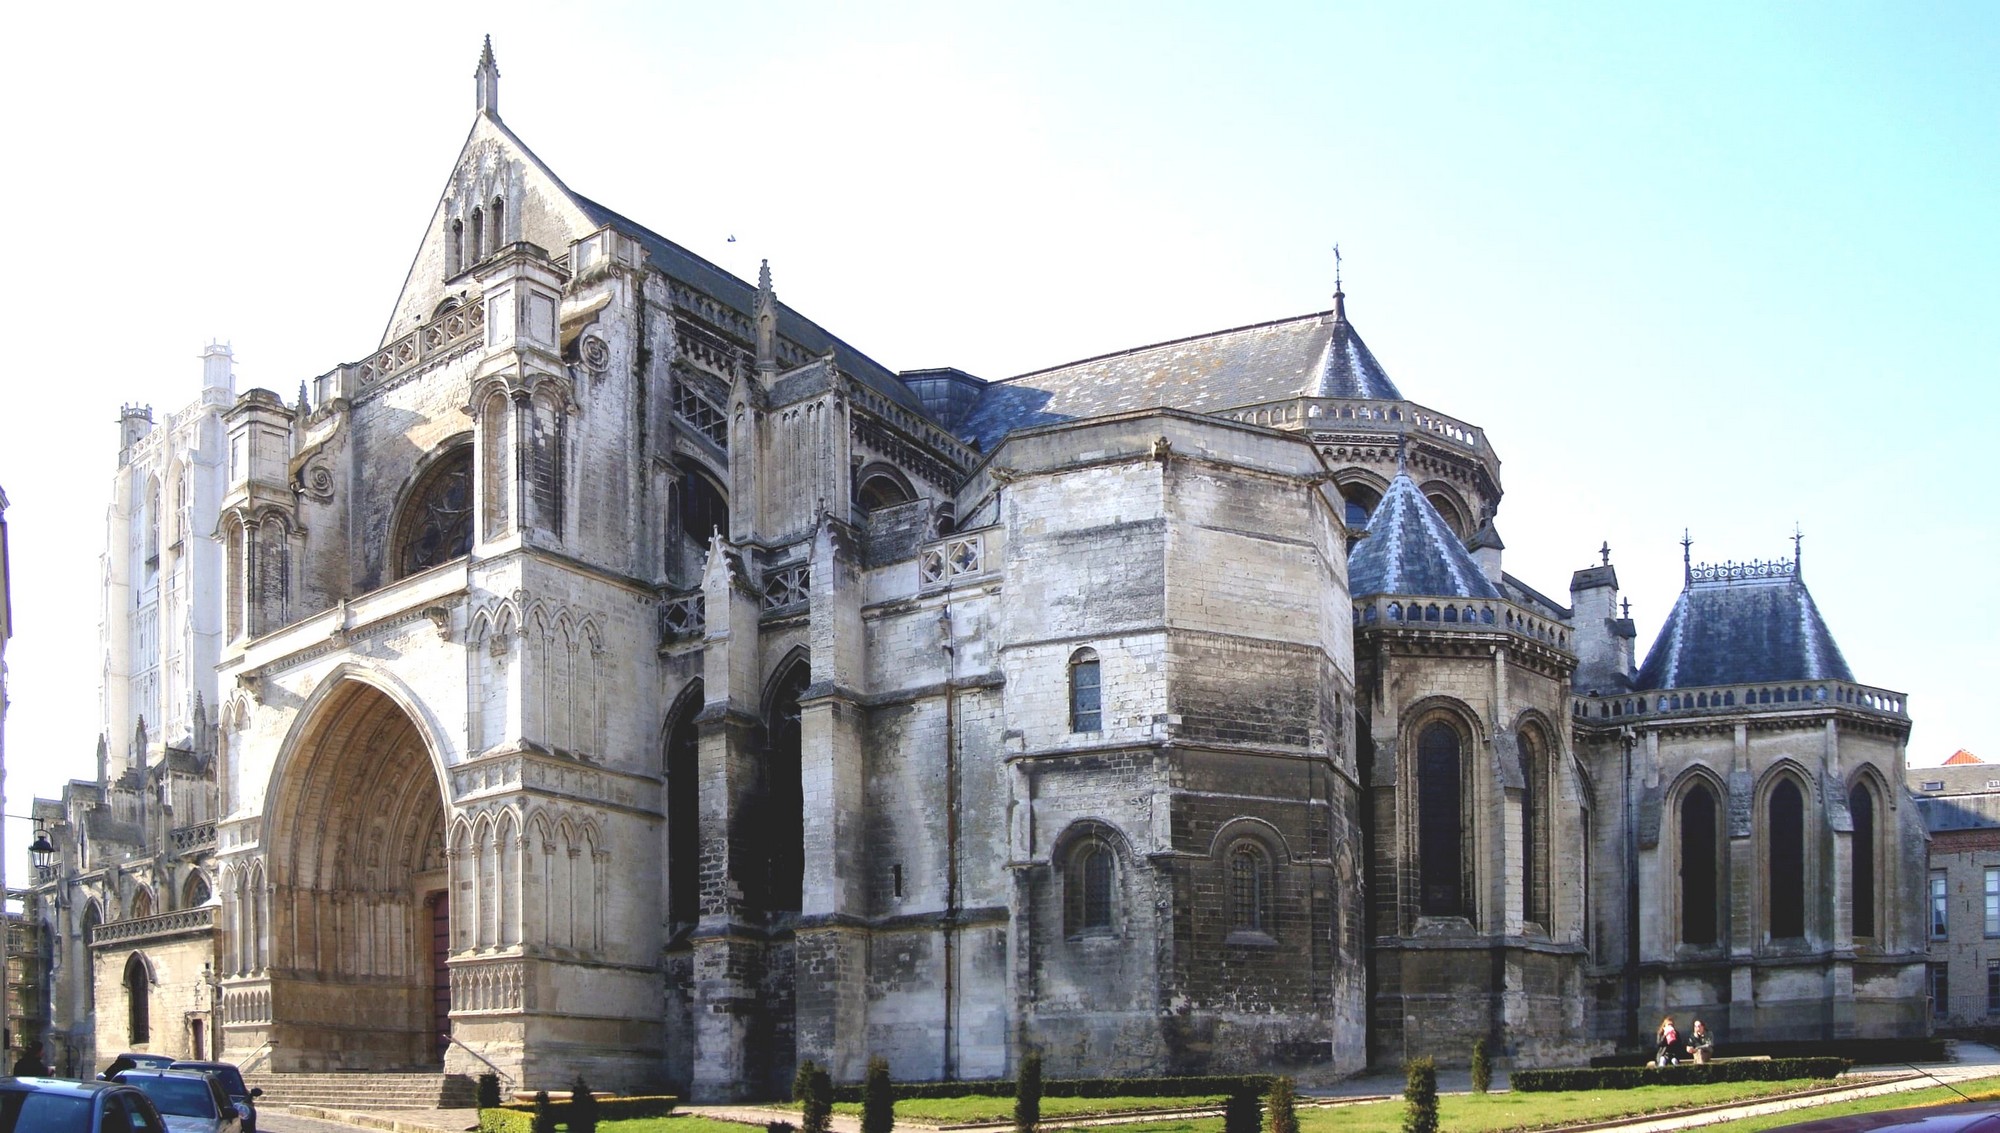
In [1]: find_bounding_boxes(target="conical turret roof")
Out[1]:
[1303,292,1403,400]
[1348,472,1501,600]
[1635,563,1854,689]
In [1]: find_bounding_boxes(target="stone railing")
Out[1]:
[659,591,705,643]
[1225,396,1490,455]
[1575,680,1909,724]
[763,565,810,613]
[918,532,988,589]
[1353,594,1571,653]
[221,983,272,1025]
[312,302,487,405]
[169,821,216,855]
[91,906,215,947]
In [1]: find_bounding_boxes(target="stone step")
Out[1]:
[244,1072,475,1110]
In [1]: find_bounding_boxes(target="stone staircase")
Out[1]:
[244,1072,477,1110]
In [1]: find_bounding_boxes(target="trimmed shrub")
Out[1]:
[794,1060,834,1133]
[1014,1052,1042,1133]
[1224,1087,1261,1133]
[477,1074,502,1109]
[569,1077,598,1133]
[1265,1076,1297,1133]
[1403,1058,1438,1133]
[862,1057,895,1133]
[768,1124,796,1133]
[1470,1037,1492,1094]
[530,1091,557,1133]
[1512,1057,1849,1092]
[478,1109,531,1133]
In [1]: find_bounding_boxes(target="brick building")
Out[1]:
[1910,761,2000,1029]
[23,41,1929,1097]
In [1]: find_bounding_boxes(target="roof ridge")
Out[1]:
[995,310,1335,386]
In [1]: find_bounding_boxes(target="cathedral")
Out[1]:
[26,42,1928,1098]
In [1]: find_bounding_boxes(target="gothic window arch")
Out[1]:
[128,886,154,921]
[857,465,915,511]
[1228,839,1273,937]
[1765,773,1810,940]
[489,197,505,251]
[1677,776,1724,947]
[1850,775,1882,940]
[395,443,475,579]
[1420,482,1470,539]
[1337,475,1384,528]
[1518,722,1552,930]
[470,206,484,263]
[664,680,703,938]
[1416,717,1470,918]
[760,656,810,915]
[124,953,151,1044]
[676,462,729,544]
[447,219,464,276]
[1063,831,1118,938]
[182,871,210,909]
[1069,648,1102,733]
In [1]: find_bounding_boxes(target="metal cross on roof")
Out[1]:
[1599,541,1611,566]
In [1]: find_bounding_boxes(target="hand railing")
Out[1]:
[237,1040,275,1076]
[443,1032,515,1087]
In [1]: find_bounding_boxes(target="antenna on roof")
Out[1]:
[1332,243,1346,319]
[1681,528,1693,584]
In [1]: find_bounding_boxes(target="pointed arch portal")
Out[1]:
[263,679,450,1070]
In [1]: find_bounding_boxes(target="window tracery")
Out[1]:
[1066,839,1115,937]
[398,446,475,578]
[1229,840,1272,935]
[1416,720,1467,918]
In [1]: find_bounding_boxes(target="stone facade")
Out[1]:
[26,43,1930,1097]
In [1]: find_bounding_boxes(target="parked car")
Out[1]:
[112,1069,244,1133]
[106,1052,178,1073]
[1762,1100,2000,1132]
[171,1062,261,1133]
[0,1076,170,1133]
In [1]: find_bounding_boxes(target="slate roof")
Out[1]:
[1348,472,1503,600]
[1306,293,1403,400]
[1634,567,1854,690]
[959,305,1404,452]
[571,192,926,413]
[1916,793,2000,833]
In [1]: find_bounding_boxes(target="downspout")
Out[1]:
[941,597,960,1079]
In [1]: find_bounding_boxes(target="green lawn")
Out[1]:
[1689,1074,2000,1133]
[825,1094,1229,1123]
[603,1119,769,1133]
[1102,1078,1838,1133]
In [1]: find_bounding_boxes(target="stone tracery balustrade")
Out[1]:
[91,905,215,947]
[1353,594,1572,653]
[918,533,987,588]
[311,302,488,404]
[1224,396,1491,453]
[763,565,810,613]
[169,821,216,854]
[1573,680,1908,723]
[658,592,705,643]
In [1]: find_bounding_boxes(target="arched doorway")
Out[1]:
[264,679,450,1070]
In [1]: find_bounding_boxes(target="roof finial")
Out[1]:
[1599,540,1611,567]
[1681,528,1693,584]
[1621,597,1631,618]
[1394,432,1407,474]
[1332,243,1346,320]
[1792,522,1803,577]
[475,35,501,119]
[754,259,778,375]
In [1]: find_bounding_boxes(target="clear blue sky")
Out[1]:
[1,2,1994,876]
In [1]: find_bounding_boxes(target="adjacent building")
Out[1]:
[1911,760,2000,1030]
[26,42,1930,1096]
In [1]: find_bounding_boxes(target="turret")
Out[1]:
[475,35,500,118]
[1568,545,1636,695]
[118,405,154,465]
[201,341,236,400]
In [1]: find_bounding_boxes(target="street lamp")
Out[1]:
[28,827,54,871]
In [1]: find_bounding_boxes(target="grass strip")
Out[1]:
[1076,1078,1837,1133]
[603,1119,778,1133]
[836,1094,1230,1124]
[1688,1073,2000,1133]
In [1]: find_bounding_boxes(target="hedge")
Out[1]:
[1590,1039,1942,1068]
[487,1095,679,1128]
[1513,1058,1849,1092]
[829,1075,1274,1102]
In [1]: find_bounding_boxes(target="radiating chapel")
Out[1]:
[46,43,1928,1097]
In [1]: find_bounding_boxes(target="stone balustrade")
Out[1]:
[918,532,988,589]
[1225,396,1491,456]
[1574,680,1909,723]
[658,591,705,643]
[91,905,215,947]
[169,821,216,854]
[1354,594,1572,653]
